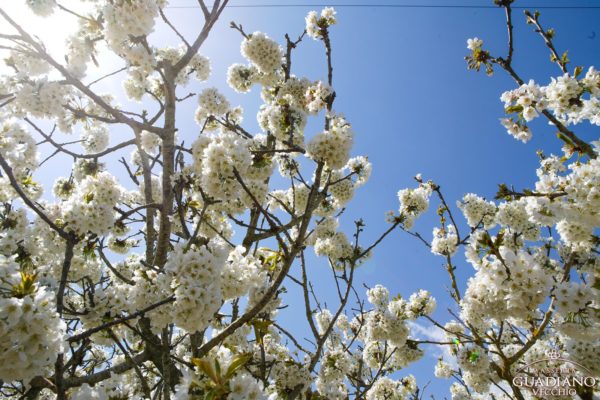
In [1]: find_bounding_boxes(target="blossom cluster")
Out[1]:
[307,114,354,169]
[499,68,600,143]
[309,285,434,399]
[0,257,66,384]
[396,182,433,229]
[305,7,337,40]
[410,143,600,396]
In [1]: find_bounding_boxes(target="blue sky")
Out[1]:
[4,0,600,397]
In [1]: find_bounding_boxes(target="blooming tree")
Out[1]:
[429,2,600,399]
[0,1,597,400]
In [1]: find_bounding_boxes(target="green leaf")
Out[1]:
[83,192,95,203]
[494,230,505,247]
[11,271,38,298]
[259,248,283,272]
[251,319,273,345]
[561,50,570,66]
[477,232,493,248]
[556,131,575,147]
[224,353,252,379]
[495,183,511,200]
[214,359,222,385]
[505,105,523,114]
[469,351,480,363]
[188,200,202,210]
[192,358,218,384]
[21,175,35,187]
[204,390,217,400]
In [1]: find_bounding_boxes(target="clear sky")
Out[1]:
[4,0,600,397]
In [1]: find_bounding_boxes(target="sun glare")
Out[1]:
[0,3,82,74]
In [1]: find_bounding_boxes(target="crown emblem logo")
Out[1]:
[546,349,562,360]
